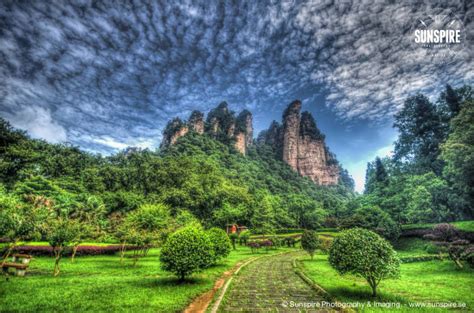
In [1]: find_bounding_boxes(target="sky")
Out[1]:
[0,0,472,192]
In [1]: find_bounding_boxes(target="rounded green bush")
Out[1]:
[159,226,214,280]
[206,227,232,263]
[329,228,400,297]
[301,230,319,259]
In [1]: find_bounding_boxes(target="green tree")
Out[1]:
[0,187,46,265]
[206,227,232,264]
[46,217,79,276]
[301,230,319,259]
[125,203,171,263]
[440,100,474,218]
[329,228,400,297]
[393,94,445,174]
[160,226,214,280]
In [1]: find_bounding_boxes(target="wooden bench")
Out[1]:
[2,254,32,277]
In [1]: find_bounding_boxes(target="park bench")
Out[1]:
[2,254,32,277]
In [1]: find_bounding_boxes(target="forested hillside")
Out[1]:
[0,118,354,237]
[360,84,473,228]
[1,84,472,243]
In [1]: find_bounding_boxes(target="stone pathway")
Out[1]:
[218,251,338,312]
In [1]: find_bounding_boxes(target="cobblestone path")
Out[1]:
[218,251,337,313]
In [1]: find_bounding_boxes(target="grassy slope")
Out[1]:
[0,246,286,312]
[393,237,438,257]
[402,220,474,232]
[299,252,474,312]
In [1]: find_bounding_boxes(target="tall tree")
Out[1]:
[393,94,445,175]
[440,100,474,218]
[374,157,389,186]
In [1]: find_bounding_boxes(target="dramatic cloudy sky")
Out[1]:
[0,0,472,192]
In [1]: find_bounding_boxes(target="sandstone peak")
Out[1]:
[161,102,253,155]
[260,100,339,185]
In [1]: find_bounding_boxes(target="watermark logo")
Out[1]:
[411,11,465,62]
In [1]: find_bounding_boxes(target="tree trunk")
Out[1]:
[1,243,16,267]
[120,242,126,264]
[71,245,79,263]
[454,258,463,269]
[368,278,377,297]
[53,248,63,276]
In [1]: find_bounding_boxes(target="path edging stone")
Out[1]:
[294,258,356,313]
[209,251,294,313]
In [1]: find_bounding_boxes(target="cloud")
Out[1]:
[5,106,67,143]
[0,0,471,154]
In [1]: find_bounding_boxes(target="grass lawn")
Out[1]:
[299,254,474,312]
[393,237,438,257]
[402,220,474,232]
[0,245,288,312]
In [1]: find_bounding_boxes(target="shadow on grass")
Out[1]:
[128,275,209,288]
[328,286,408,304]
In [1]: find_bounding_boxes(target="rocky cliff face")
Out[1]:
[188,111,204,134]
[161,100,339,185]
[259,100,339,185]
[161,102,253,155]
[282,100,301,170]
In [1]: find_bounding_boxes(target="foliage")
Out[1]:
[341,205,400,241]
[319,236,333,254]
[238,230,251,245]
[159,227,215,280]
[423,223,473,269]
[301,254,474,307]
[440,100,474,218]
[174,210,201,229]
[228,232,238,250]
[393,93,445,175]
[124,203,171,263]
[206,227,232,264]
[301,230,319,259]
[329,228,400,296]
[45,216,80,276]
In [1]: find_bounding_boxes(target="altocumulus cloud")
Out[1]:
[0,0,472,153]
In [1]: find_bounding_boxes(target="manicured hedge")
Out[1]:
[401,228,474,241]
[275,228,339,234]
[400,254,445,263]
[1,245,140,257]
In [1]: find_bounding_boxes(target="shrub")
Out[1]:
[260,240,273,251]
[283,237,297,247]
[239,230,250,245]
[268,236,281,248]
[319,237,333,254]
[341,206,400,241]
[247,241,260,253]
[160,227,214,280]
[329,228,400,297]
[400,255,444,263]
[301,230,319,259]
[228,232,238,250]
[206,227,232,264]
[424,223,473,268]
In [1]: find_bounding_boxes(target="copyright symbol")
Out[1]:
[281,301,288,308]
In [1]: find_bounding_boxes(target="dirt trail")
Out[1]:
[184,258,255,313]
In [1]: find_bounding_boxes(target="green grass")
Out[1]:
[393,237,438,257]
[402,220,474,232]
[299,254,474,312]
[0,246,289,312]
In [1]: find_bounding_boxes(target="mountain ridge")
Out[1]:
[162,100,341,186]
